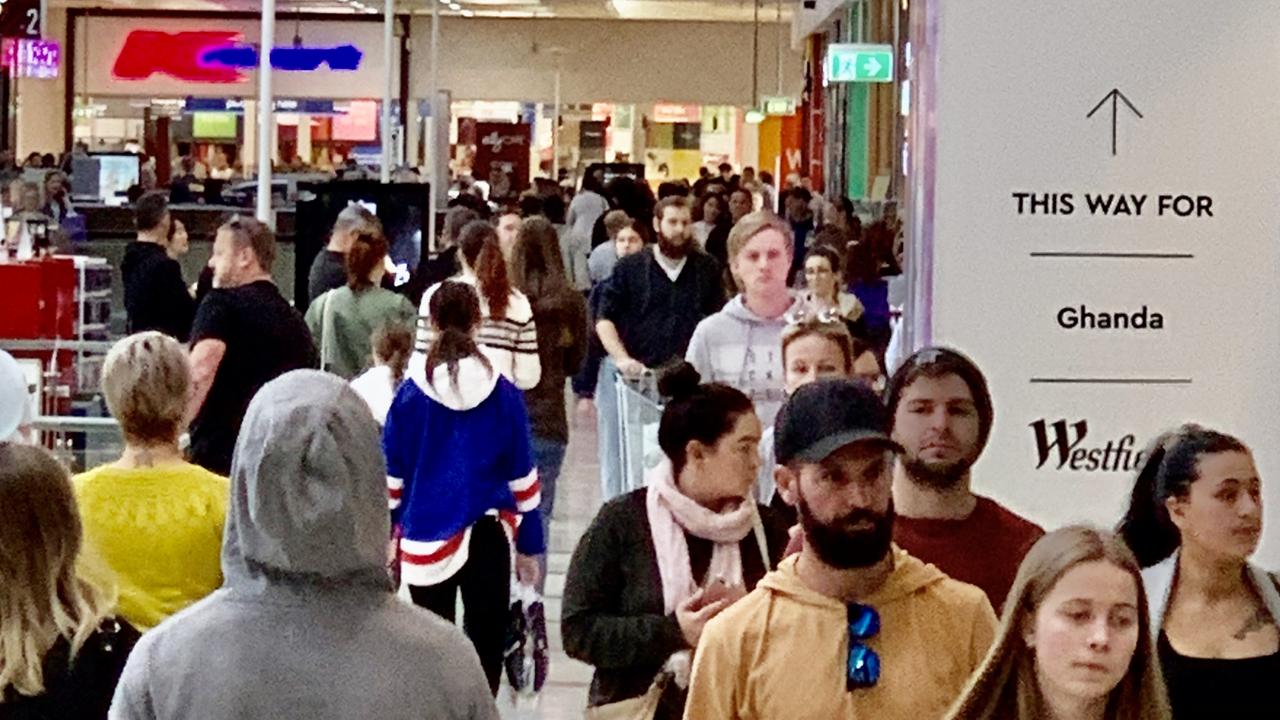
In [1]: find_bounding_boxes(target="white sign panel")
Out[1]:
[929,1,1280,565]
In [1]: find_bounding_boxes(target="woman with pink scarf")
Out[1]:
[562,362,791,720]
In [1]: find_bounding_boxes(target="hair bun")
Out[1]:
[656,360,702,401]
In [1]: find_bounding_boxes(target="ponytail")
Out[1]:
[474,241,511,320]
[457,220,512,320]
[425,281,492,393]
[1118,441,1176,569]
[1117,424,1250,568]
[371,322,413,390]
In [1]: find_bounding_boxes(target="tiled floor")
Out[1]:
[497,405,602,719]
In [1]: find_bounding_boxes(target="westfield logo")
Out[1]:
[111,30,363,83]
[1029,419,1145,473]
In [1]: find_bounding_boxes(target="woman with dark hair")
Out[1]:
[1117,425,1278,719]
[384,281,544,696]
[691,193,728,251]
[417,220,541,390]
[510,217,588,589]
[562,362,790,720]
[844,226,892,352]
[947,526,1171,720]
[306,230,416,379]
[0,443,140,717]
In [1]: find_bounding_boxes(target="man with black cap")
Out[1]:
[886,347,1044,612]
[684,378,995,719]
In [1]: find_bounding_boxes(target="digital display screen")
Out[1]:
[192,112,238,139]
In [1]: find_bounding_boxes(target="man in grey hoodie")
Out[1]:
[685,211,802,427]
[109,370,498,720]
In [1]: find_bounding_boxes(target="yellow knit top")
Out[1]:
[73,461,229,631]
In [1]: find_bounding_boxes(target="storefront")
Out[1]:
[66,11,402,177]
[429,99,749,193]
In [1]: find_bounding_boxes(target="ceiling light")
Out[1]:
[449,2,461,9]
[461,9,474,16]
[745,109,766,124]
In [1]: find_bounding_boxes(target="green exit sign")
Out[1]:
[827,44,894,83]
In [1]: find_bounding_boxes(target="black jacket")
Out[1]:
[0,617,139,720]
[562,489,790,720]
[122,242,196,342]
[596,248,725,369]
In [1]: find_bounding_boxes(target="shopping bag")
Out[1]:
[584,674,667,720]
[504,582,549,696]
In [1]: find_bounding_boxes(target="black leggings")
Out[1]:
[409,517,511,695]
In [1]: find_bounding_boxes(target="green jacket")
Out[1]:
[305,286,417,379]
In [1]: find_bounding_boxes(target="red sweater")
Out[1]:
[893,497,1043,612]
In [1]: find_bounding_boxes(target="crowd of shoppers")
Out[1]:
[1,161,1274,720]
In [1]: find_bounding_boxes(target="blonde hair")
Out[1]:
[780,319,855,374]
[726,210,793,262]
[101,332,190,445]
[0,443,113,699]
[946,526,1171,720]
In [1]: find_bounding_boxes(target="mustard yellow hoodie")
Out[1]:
[684,547,996,720]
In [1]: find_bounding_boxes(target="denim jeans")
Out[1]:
[595,357,625,502]
[531,435,567,594]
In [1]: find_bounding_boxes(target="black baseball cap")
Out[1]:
[775,378,902,466]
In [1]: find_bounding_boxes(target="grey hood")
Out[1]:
[222,369,390,591]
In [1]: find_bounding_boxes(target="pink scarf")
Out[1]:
[645,459,757,614]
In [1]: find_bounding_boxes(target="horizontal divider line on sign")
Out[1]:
[1029,251,1195,259]
[1029,378,1193,385]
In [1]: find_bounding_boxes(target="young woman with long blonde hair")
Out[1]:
[947,526,1171,720]
[0,443,139,717]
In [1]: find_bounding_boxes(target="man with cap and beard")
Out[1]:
[683,378,996,720]
[886,347,1044,612]
[109,370,498,720]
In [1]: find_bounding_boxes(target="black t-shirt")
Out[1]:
[189,280,318,475]
[121,241,196,342]
[307,249,347,304]
[1158,630,1280,719]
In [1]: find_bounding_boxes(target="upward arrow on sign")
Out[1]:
[1087,88,1143,157]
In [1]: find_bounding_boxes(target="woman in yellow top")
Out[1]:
[74,332,229,631]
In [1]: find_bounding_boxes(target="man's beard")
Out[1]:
[901,452,975,491]
[658,233,690,260]
[796,494,895,569]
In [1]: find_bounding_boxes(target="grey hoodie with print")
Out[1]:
[109,370,498,720]
[684,294,803,427]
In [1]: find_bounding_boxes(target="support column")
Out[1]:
[256,0,276,224]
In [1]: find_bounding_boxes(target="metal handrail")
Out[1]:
[1,338,115,353]
[32,416,120,431]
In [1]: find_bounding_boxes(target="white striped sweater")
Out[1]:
[416,275,541,390]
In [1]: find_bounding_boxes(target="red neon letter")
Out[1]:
[112,30,246,83]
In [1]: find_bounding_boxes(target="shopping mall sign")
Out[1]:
[111,30,363,83]
[826,43,894,83]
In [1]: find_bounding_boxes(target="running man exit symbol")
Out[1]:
[826,44,894,83]
[1087,88,1143,157]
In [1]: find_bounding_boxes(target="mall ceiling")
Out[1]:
[55,0,793,23]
